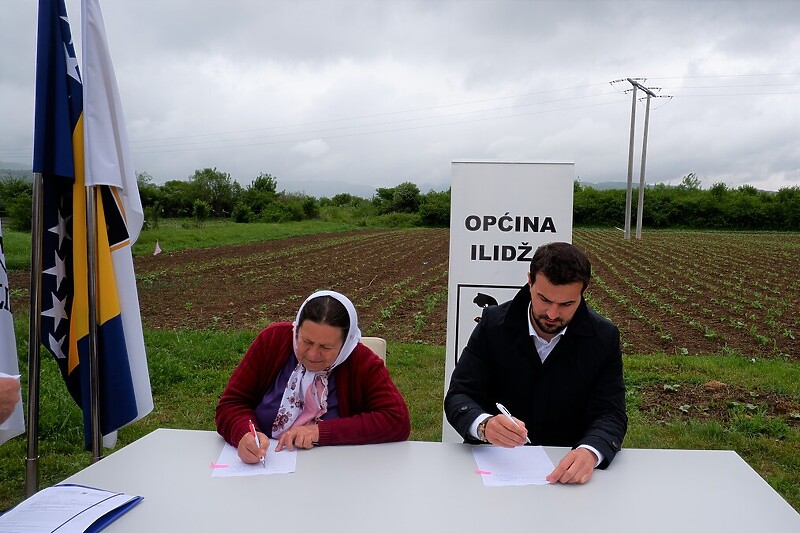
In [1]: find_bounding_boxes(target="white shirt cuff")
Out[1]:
[469,413,492,440]
[578,444,603,467]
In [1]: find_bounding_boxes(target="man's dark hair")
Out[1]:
[529,242,592,291]
[298,295,350,342]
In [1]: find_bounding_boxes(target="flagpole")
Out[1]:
[85,185,103,460]
[25,173,44,496]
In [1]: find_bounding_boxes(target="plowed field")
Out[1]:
[10,227,798,359]
[124,228,800,361]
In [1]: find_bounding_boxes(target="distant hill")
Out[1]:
[279,179,448,199]
[0,161,31,182]
[587,181,629,190]
[582,180,678,190]
[279,179,377,199]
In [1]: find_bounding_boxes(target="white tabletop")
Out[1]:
[62,428,800,533]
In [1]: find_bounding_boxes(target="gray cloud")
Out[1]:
[1,0,799,196]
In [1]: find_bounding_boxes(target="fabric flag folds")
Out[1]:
[0,220,26,445]
[33,0,152,449]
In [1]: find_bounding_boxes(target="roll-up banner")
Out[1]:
[443,161,574,442]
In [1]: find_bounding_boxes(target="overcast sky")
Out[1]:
[2,0,799,197]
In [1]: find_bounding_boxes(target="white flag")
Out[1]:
[81,0,153,439]
[82,0,143,242]
[0,219,25,445]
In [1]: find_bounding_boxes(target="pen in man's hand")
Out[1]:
[249,419,266,468]
[495,403,532,444]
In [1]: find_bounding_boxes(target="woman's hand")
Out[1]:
[275,423,319,451]
[237,430,269,464]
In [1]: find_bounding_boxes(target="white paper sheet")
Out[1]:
[472,445,555,486]
[211,439,297,477]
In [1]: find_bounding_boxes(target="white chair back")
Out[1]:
[360,336,387,364]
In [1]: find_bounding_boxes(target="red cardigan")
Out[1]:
[215,322,411,447]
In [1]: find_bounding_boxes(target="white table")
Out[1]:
[63,428,800,533]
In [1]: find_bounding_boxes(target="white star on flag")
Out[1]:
[48,210,71,248]
[42,292,68,331]
[43,250,67,290]
[63,42,81,82]
[48,333,66,360]
[59,15,80,83]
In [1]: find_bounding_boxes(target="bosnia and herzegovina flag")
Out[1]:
[33,0,152,449]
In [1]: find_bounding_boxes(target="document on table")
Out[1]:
[472,445,555,486]
[212,439,297,477]
[0,483,142,533]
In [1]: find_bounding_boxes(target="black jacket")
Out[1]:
[444,285,627,468]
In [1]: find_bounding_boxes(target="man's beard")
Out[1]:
[532,312,568,336]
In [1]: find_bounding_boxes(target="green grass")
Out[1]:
[0,225,31,271]
[131,219,363,258]
[2,219,365,271]
[623,354,800,396]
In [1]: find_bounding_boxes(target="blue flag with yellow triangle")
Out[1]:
[33,0,152,448]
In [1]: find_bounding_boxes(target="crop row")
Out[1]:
[574,229,798,358]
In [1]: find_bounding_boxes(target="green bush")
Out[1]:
[371,212,420,227]
[301,196,320,219]
[231,203,253,223]
[418,189,450,227]
[258,193,320,223]
[192,199,211,226]
[259,199,303,223]
[143,202,161,230]
[8,196,32,232]
[374,182,421,214]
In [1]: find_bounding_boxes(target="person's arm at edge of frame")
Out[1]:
[316,345,411,446]
[0,377,21,425]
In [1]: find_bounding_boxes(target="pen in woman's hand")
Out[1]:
[249,419,266,468]
[495,403,532,444]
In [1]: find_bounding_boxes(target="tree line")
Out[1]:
[574,173,800,230]
[134,168,451,229]
[1,170,798,231]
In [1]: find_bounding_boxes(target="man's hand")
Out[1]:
[237,429,269,464]
[547,447,597,484]
[484,415,528,448]
[0,377,21,425]
[275,423,319,451]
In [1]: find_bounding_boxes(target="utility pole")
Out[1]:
[623,78,658,240]
[624,83,637,240]
[635,92,652,240]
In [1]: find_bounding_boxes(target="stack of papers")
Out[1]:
[0,484,142,533]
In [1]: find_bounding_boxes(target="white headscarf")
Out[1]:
[272,290,361,437]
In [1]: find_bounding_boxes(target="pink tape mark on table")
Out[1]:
[210,462,229,469]
[476,470,492,475]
